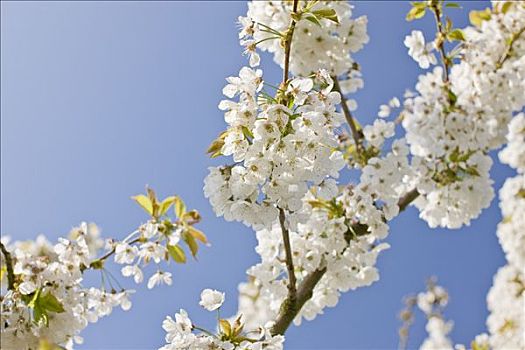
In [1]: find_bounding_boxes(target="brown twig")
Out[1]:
[332,76,364,153]
[0,242,16,290]
[430,3,450,83]
[282,0,299,84]
[279,208,297,300]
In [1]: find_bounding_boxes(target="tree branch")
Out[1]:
[398,188,419,212]
[282,0,299,84]
[430,3,450,83]
[271,266,326,335]
[0,242,16,290]
[332,76,363,153]
[271,188,420,336]
[279,208,297,300]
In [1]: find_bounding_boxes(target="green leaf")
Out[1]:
[207,139,224,158]
[303,13,322,27]
[311,8,339,23]
[184,233,199,258]
[445,3,461,9]
[39,292,65,313]
[411,1,427,9]
[182,210,201,223]
[406,6,426,21]
[188,226,207,244]
[159,196,176,217]
[219,319,232,337]
[469,8,491,27]
[38,338,64,350]
[174,196,186,218]
[25,288,66,326]
[445,17,453,32]
[206,131,228,158]
[447,89,458,105]
[34,303,47,325]
[241,126,254,140]
[27,288,41,309]
[146,187,159,217]
[167,244,186,263]
[465,166,480,177]
[447,28,466,42]
[132,195,153,216]
[232,314,244,337]
[501,2,512,14]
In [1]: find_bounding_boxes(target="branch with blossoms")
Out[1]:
[2,1,525,349]
[197,0,525,348]
[0,188,207,349]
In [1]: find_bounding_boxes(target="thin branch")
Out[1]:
[332,76,363,153]
[279,208,297,299]
[89,237,142,268]
[0,242,16,290]
[282,0,299,84]
[430,3,450,83]
[497,26,525,69]
[271,188,420,336]
[398,295,417,350]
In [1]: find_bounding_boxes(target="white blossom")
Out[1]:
[147,271,173,289]
[404,30,437,69]
[199,289,225,311]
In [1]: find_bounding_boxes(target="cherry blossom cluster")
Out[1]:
[205,68,346,229]
[0,191,205,350]
[399,2,525,229]
[416,281,455,350]
[113,191,207,289]
[232,131,416,329]
[3,0,524,348]
[496,116,525,270]
[236,161,411,330]
[1,224,131,350]
[159,289,284,350]
[239,1,369,80]
[484,111,525,350]
[486,264,524,350]
[403,280,490,350]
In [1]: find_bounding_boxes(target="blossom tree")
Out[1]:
[1,1,524,349]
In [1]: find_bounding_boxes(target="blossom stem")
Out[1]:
[193,325,217,338]
[332,76,364,153]
[0,242,15,290]
[282,0,299,84]
[279,208,297,301]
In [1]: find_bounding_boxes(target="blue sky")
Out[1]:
[1,1,510,349]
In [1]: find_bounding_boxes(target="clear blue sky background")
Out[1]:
[1,1,512,349]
